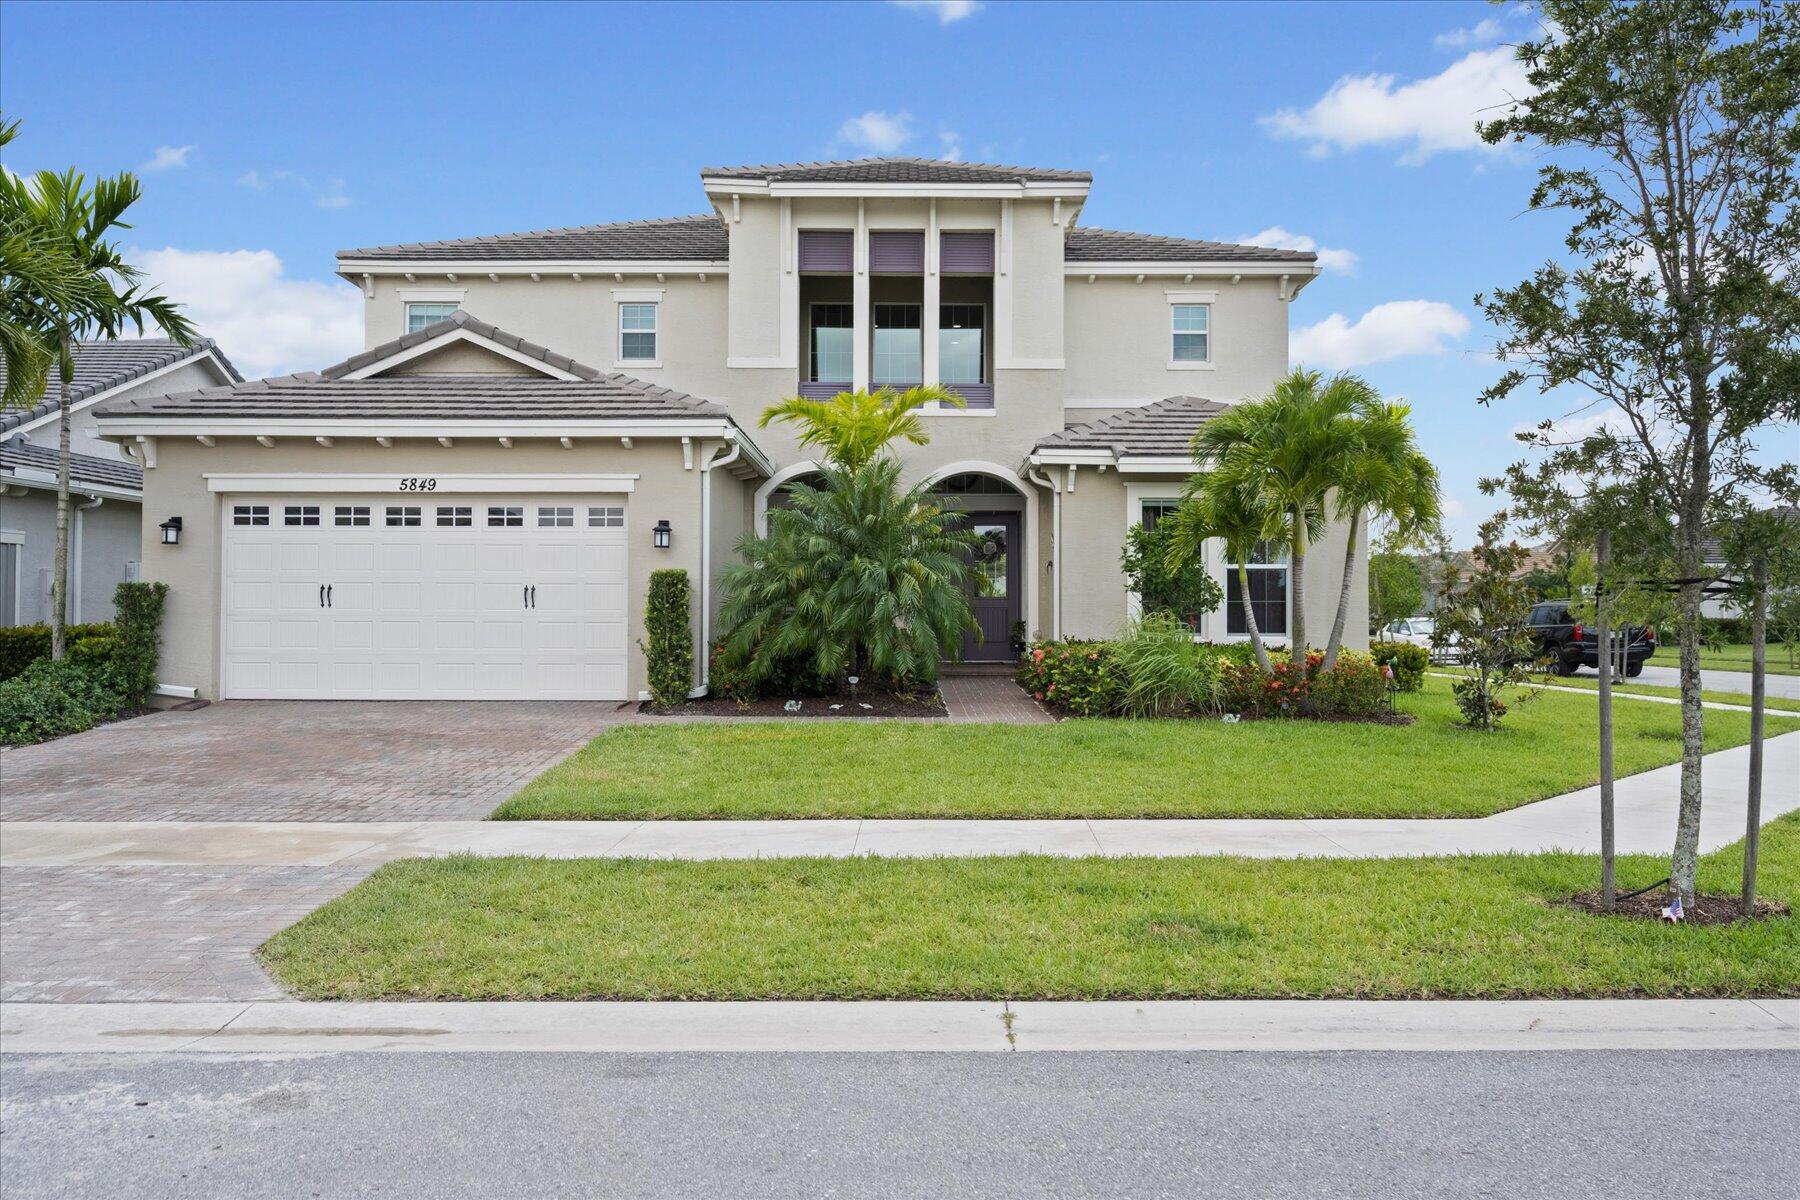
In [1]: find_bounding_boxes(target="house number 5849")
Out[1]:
[397,477,438,492]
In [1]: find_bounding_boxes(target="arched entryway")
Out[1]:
[926,463,1037,663]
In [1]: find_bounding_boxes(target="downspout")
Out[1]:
[1026,465,1061,640]
[72,494,104,625]
[698,437,743,695]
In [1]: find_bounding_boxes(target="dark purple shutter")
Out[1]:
[939,231,994,273]
[869,232,925,274]
[797,231,853,273]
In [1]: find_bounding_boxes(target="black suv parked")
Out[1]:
[1523,600,1656,677]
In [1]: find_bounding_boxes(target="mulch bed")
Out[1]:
[644,690,947,719]
[1566,889,1790,925]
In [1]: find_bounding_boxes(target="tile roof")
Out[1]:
[96,313,727,423]
[338,214,728,263]
[700,156,1091,184]
[0,439,143,492]
[1064,227,1318,264]
[0,339,241,434]
[1035,396,1228,459]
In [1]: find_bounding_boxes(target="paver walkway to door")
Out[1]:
[938,670,1053,724]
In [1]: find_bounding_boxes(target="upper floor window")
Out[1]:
[939,304,986,386]
[406,301,459,333]
[1171,303,1210,363]
[810,304,853,384]
[873,303,922,387]
[619,303,658,363]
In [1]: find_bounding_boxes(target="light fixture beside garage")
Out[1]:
[652,519,672,550]
[159,517,183,546]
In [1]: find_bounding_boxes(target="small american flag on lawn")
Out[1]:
[1661,894,1685,923]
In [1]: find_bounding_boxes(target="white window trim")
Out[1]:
[1167,296,1215,371]
[1225,543,1292,642]
[616,301,660,369]
[1123,487,1214,636]
[404,299,463,334]
[397,288,466,303]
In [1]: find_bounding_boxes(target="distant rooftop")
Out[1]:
[0,339,240,434]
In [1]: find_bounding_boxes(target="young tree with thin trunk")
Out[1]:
[1161,484,1287,676]
[1477,0,1800,907]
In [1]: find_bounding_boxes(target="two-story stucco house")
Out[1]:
[97,157,1362,702]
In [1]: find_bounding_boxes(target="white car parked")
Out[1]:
[1379,616,1461,663]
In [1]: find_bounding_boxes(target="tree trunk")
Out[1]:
[1319,508,1362,676]
[1288,509,1308,678]
[1669,541,1706,910]
[50,333,73,661]
[1237,560,1273,675]
[1595,531,1615,910]
[1743,557,1767,917]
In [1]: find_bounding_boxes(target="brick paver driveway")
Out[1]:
[0,700,624,822]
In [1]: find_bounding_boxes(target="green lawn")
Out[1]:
[261,815,1799,1001]
[1652,643,1800,677]
[1432,667,1800,714]
[493,678,1798,821]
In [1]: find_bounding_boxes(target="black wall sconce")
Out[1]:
[652,519,672,550]
[159,516,183,546]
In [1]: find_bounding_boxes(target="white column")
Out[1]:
[993,200,1013,369]
[852,199,870,392]
[923,199,940,388]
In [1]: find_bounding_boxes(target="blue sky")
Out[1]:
[0,0,1684,540]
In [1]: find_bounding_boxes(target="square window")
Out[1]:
[588,505,625,528]
[619,303,658,361]
[538,506,574,528]
[232,504,270,527]
[1172,304,1210,362]
[436,506,472,527]
[385,506,422,527]
[334,505,370,527]
[283,504,320,527]
[487,506,523,528]
[406,301,459,333]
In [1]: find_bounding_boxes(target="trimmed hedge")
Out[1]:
[641,569,693,707]
[0,622,113,682]
[1370,640,1429,692]
[0,581,171,746]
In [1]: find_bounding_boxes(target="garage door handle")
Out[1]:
[319,584,326,608]
[529,585,537,608]
[326,585,333,608]
[523,585,529,609]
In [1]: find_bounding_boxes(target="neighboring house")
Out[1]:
[0,340,240,627]
[1701,506,1798,619]
[96,156,1360,702]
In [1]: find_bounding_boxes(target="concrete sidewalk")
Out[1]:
[3,998,1793,1054]
[6,730,1794,865]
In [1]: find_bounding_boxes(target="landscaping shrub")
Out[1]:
[111,581,168,702]
[1017,640,1125,716]
[1120,519,1223,628]
[1370,640,1428,692]
[0,656,129,746]
[1111,613,1221,717]
[1313,650,1387,718]
[0,621,112,682]
[642,569,693,707]
[709,642,831,702]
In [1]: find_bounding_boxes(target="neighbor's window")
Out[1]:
[1171,303,1210,362]
[619,303,658,362]
[873,303,922,386]
[405,301,459,333]
[809,303,853,384]
[1226,540,1288,636]
[939,304,985,385]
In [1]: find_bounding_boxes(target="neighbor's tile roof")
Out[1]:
[96,313,727,423]
[1064,227,1317,264]
[0,439,143,491]
[0,339,241,434]
[701,156,1091,184]
[338,214,729,263]
[1036,396,1229,459]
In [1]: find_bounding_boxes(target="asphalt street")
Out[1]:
[1625,662,1800,701]
[3,1049,1795,1199]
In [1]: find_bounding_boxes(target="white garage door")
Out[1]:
[222,495,629,700]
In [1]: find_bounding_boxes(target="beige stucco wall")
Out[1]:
[1062,276,1291,406]
[135,436,749,699]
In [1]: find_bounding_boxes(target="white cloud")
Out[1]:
[837,110,915,154]
[889,1,981,23]
[939,130,963,162]
[1260,46,1531,163]
[1239,226,1359,274]
[236,169,352,210]
[1434,18,1503,49]
[130,247,363,378]
[1291,300,1470,369]
[142,145,194,171]
[1440,496,1468,520]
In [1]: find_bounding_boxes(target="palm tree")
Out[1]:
[1190,369,1375,684]
[1318,400,1440,674]
[759,385,963,470]
[4,164,193,658]
[1161,483,1291,675]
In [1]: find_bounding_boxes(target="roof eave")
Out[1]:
[335,258,728,282]
[1064,261,1322,278]
[702,178,1091,201]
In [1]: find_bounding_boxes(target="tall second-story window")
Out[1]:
[939,304,985,385]
[619,303,659,363]
[406,301,459,333]
[873,303,922,387]
[1171,303,1211,363]
[810,304,853,384]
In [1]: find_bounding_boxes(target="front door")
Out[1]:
[958,511,1022,662]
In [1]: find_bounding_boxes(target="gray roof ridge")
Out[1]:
[1066,226,1318,262]
[0,337,242,433]
[317,311,606,381]
[700,155,1091,180]
[1037,395,1225,453]
[338,213,724,259]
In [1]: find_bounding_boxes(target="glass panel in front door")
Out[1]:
[973,524,1007,598]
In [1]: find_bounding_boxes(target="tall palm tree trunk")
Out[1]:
[1319,508,1363,675]
[1288,509,1308,678]
[1236,561,1274,675]
[50,330,72,660]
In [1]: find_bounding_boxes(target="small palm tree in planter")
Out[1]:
[718,387,980,694]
